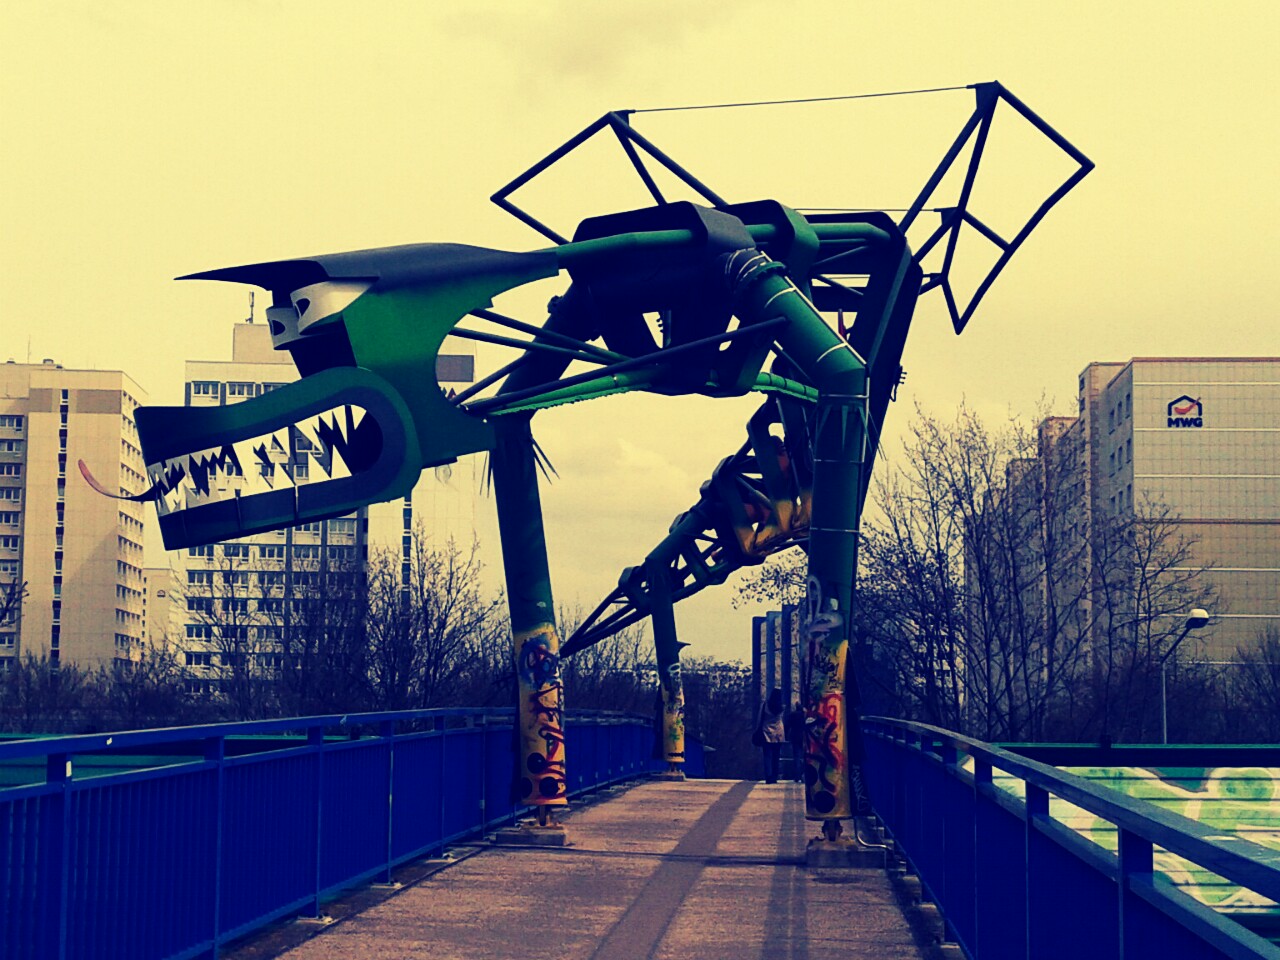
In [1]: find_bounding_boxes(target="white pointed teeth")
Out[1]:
[144,404,371,512]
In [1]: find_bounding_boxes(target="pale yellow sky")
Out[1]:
[3,2,1277,661]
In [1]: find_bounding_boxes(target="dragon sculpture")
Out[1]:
[85,82,1090,836]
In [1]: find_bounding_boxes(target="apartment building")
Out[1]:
[141,565,184,650]
[1040,358,1280,659]
[0,360,148,670]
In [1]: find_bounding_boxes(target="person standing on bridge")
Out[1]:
[754,688,786,784]
[785,700,806,782]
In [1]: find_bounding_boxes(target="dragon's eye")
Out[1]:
[289,280,371,333]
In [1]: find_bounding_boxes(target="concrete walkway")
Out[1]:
[273,779,925,959]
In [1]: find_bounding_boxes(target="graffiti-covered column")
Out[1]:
[491,414,567,822]
[645,557,686,776]
[725,244,875,837]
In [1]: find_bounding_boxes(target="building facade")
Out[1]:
[1050,358,1280,659]
[0,360,148,670]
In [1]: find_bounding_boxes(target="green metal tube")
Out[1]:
[546,222,889,270]
[491,415,567,807]
[725,249,867,824]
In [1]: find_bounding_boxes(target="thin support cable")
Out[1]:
[631,85,973,115]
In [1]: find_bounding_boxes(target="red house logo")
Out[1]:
[1167,395,1203,428]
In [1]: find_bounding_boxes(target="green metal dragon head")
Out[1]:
[123,243,557,549]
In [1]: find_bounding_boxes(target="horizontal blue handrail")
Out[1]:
[862,717,1280,960]
[0,708,679,960]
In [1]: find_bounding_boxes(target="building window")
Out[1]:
[188,570,213,586]
[0,415,23,430]
[187,597,213,612]
[191,381,218,397]
[222,544,250,559]
[0,489,19,501]
[260,545,285,560]
[258,598,283,614]
[0,464,21,476]
[295,521,321,534]
[222,598,249,614]
[189,545,215,558]
[0,512,18,526]
[329,518,357,536]
[293,545,320,561]
[260,382,285,394]
[0,536,19,550]
[436,354,475,382]
[186,624,213,640]
[0,440,22,453]
[185,651,213,668]
[226,382,255,398]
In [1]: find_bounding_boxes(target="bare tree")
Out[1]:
[187,551,277,719]
[737,402,1219,742]
[269,555,371,715]
[1224,627,1280,742]
[0,577,26,627]
[0,653,96,732]
[366,531,507,710]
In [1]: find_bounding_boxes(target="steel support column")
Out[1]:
[725,246,871,831]
[491,415,568,813]
[645,557,686,771]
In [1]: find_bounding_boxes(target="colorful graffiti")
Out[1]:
[515,627,567,805]
[804,579,852,820]
[661,661,685,764]
[984,763,1280,914]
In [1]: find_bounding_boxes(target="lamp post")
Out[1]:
[1161,608,1210,744]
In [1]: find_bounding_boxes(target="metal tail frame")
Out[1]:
[491,83,1094,334]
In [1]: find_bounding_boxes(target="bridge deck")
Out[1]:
[264,779,924,960]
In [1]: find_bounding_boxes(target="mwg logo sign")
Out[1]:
[1167,395,1203,428]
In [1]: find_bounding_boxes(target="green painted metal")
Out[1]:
[491,416,567,808]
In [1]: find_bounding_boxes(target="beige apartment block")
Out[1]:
[1043,358,1280,660]
[0,360,148,670]
[141,565,184,651]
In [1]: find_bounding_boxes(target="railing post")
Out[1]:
[438,716,447,847]
[1025,783,1049,960]
[308,725,325,917]
[204,736,226,958]
[1117,828,1153,960]
[938,743,958,940]
[42,753,70,960]
[972,757,991,957]
[381,720,395,883]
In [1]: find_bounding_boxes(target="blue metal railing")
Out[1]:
[0,708,673,960]
[862,718,1280,960]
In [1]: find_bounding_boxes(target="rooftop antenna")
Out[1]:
[245,291,255,324]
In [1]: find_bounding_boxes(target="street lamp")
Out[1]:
[1161,608,1210,744]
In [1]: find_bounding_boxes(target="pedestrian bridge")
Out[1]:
[4,710,1280,959]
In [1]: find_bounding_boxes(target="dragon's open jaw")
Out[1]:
[119,367,422,550]
[148,402,370,517]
